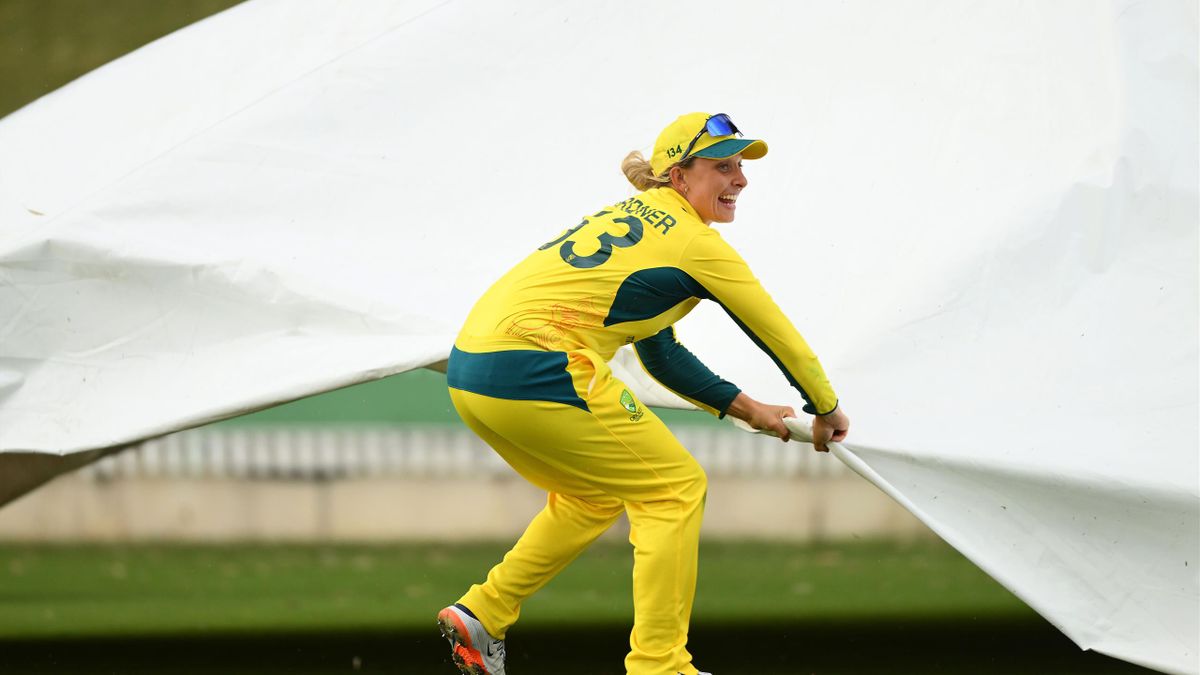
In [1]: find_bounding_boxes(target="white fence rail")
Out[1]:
[82,424,847,482]
[5,426,919,542]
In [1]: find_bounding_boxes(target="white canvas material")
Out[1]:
[0,2,1195,673]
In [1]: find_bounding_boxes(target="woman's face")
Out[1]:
[673,154,748,225]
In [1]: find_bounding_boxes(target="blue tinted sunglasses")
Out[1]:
[679,113,741,162]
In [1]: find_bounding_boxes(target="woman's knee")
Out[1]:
[551,492,625,519]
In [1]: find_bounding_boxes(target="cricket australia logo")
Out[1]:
[620,389,644,421]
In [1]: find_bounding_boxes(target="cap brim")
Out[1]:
[693,138,768,160]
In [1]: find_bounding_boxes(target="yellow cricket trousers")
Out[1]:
[448,348,707,675]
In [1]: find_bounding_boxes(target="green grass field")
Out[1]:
[0,540,1150,674]
[0,0,244,118]
[0,540,1031,637]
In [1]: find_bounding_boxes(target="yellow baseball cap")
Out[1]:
[650,112,768,176]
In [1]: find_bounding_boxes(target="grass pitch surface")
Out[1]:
[0,540,1150,673]
[0,0,244,118]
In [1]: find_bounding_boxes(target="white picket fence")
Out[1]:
[82,424,847,482]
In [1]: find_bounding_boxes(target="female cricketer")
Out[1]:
[437,112,851,675]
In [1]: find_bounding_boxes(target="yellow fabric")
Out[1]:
[456,186,838,415]
[451,349,706,675]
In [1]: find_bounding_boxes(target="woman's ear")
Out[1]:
[669,165,688,194]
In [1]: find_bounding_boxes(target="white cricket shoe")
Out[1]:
[437,604,506,675]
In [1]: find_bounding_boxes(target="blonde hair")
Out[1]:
[621,150,694,191]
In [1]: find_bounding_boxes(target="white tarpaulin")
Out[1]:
[0,1,1196,672]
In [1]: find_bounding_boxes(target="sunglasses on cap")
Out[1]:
[679,113,741,162]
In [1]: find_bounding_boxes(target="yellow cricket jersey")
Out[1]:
[449,186,838,417]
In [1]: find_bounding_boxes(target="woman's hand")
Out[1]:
[811,406,850,453]
[725,392,796,442]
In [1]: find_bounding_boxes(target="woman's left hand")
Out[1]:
[724,392,796,442]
